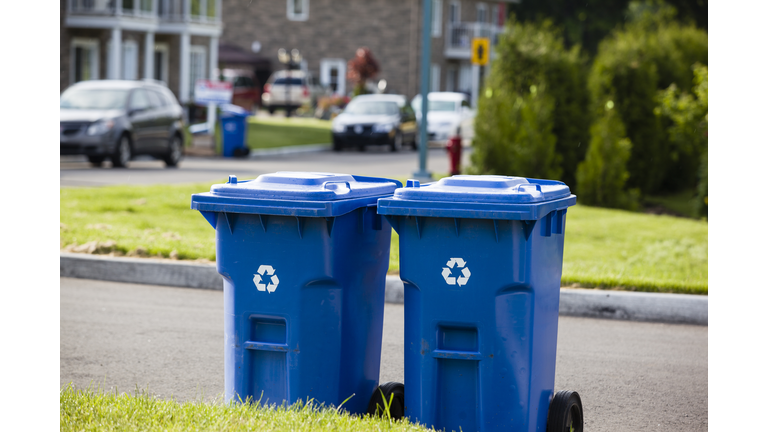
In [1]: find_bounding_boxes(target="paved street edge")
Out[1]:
[60,252,707,326]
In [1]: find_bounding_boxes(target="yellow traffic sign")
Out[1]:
[471,38,490,66]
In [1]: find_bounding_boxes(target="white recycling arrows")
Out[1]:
[442,258,471,286]
[253,265,279,293]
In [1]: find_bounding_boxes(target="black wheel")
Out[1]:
[547,390,583,432]
[332,137,342,152]
[367,382,404,420]
[268,107,275,115]
[87,156,105,167]
[232,147,250,158]
[111,135,132,168]
[163,134,183,167]
[390,130,403,152]
[357,143,366,152]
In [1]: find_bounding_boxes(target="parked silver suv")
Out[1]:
[261,70,326,115]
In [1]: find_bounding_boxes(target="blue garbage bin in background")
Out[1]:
[191,172,401,414]
[377,175,581,432]
[219,104,251,157]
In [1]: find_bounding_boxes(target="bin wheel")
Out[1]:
[367,382,404,420]
[547,390,583,432]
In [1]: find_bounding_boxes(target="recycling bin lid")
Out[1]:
[377,175,576,221]
[191,172,402,217]
[219,103,252,117]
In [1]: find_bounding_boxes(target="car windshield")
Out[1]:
[60,88,130,110]
[412,98,458,112]
[344,101,399,116]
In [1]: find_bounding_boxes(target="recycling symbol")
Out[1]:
[442,258,471,286]
[253,265,279,293]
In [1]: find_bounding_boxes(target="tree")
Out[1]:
[470,18,589,185]
[347,47,380,96]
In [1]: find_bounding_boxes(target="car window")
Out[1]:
[60,88,130,110]
[428,100,458,112]
[344,100,399,115]
[159,88,180,107]
[145,89,164,108]
[129,89,151,111]
[234,76,254,88]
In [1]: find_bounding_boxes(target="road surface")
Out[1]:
[60,277,707,431]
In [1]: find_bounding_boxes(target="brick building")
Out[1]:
[60,0,223,104]
[220,0,512,101]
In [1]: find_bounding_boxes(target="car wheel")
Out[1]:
[390,131,403,152]
[111,135,132,168]
[87,156,105,167]
[332,137,342,152]
[163,134,183,168]
[268,107,275,115]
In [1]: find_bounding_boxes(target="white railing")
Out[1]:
[445,22,504,57]
[68,0,220,22]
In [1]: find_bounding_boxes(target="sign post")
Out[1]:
[413,0,433,182]
[470,37,490,109]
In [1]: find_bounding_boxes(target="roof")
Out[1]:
[351,94,408,106]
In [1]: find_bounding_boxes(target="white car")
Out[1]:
[411,92,476,146]
[261,70,326,115]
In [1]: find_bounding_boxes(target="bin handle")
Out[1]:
[323,181,351,192]
[516,184,542,193]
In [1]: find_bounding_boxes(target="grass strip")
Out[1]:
[60,183,707,294]
[61,383,432,432]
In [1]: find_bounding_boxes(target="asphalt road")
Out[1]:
[60,147,470,187]
[61,277,707,431]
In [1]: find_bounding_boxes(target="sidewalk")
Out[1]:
[60,252,707,326]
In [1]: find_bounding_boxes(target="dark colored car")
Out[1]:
[330,94,418,152]
[60,79,185,168]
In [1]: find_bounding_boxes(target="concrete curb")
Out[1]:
[60,253,707,326]
[248,143,330,157]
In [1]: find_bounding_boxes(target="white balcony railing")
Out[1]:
[68,0,220,23]
[445,21,505,58]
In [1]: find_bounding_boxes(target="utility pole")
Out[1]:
[413,0,433,182]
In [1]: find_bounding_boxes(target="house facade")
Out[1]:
[60,0,223,105]
[220,0,512,102]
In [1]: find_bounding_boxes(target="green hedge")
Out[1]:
[577,2,708,207]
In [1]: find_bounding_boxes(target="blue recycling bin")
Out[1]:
[219,104,250,157]
[377,175,579,432]
[190,172,401,414]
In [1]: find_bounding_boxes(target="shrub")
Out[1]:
[576,106,639,209]
[581,0,707,204]
[471,18,589,185]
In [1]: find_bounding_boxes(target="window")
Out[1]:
[431,64,441,92]
[146,89,165,108]
[446,66,457,92]
[449,1,460,23]
[476,3,487,23]
[70,38,99,84]
[491,4,499,26]
[154,43,169,84]
[129,89,152,111]
[431,0,443,37]
[189,46,207,99]
[122,40,138,80]
[287,0,309,21]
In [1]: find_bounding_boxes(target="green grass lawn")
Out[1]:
[61,384,431,432]
[244,117,332,149]
[60,183,707,294]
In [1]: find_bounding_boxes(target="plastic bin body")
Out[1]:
[377,175,576,432]
[191,172,400,414]
[220,104,250,157]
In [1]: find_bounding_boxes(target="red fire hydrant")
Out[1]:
[446,134,462,176]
